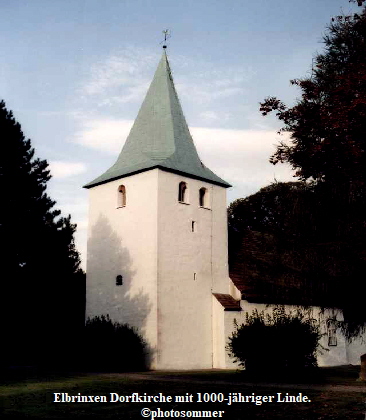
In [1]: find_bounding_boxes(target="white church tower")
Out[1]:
[84,49,240,369]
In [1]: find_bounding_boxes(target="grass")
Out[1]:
[145,364,364,385]
[0,366,365,419]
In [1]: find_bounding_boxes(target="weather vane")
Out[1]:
[161,29,171,49]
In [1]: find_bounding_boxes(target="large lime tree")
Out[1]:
[258,7,366,336]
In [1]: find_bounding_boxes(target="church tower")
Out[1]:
[84,50,237,369]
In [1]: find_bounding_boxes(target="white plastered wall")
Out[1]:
[223,301,360,369]
[346,336,366,365]
[86,168,234,370]
[156,170,231,369]
[86,170,159,367]
[212,297,227,368]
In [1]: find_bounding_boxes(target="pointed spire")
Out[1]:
[84,51,230,189]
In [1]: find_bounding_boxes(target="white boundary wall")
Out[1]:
[223,300,365,368]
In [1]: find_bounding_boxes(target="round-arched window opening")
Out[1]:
[199,187,207,207]
[116,275,123,286]
[178,181,187,203]
[117,185,126,208]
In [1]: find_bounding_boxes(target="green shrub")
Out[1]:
[83,315,147,372]
[227,307,322,376]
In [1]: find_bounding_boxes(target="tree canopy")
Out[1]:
[228,182,344,307]
[254,7,366,337]
[350,0,365,6]
[260,8,366,186]
[0,100,85,366]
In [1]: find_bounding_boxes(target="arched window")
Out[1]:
[199,187,207,207]
[178,182,187,203]
[117,185,126,208]
[116,275,123,286]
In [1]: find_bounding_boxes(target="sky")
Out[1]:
[0,0,360,268]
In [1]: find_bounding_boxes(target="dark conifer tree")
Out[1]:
[0,100,85,367]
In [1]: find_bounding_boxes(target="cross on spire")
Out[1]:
[161,29,171,49]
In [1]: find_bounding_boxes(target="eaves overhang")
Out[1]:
[83,165,232,189]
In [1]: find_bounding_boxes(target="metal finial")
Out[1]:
[161,29,171,49]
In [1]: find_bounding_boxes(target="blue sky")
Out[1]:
[0,0,360,266]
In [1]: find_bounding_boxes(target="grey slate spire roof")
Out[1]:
[84,51,231,189]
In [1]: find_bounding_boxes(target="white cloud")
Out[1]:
[72,116,295,192]
[56,201,87,217]
[199,110,231,123]
[73,118,133,153]
[75,219,88,231]
[190,127,285,154]
[83,49,154,95]
[78,48,254,110]
[74,228,87,271]
[172,61,255,105]
[99,82,150,106]
[176,81,244,104]
[49,161,87,178]
[79,47,159,106]
[190,127,295,195]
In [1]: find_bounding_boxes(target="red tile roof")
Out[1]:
[213,293,241,311]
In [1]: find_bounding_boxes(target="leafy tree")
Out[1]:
[227,307,322,376]
[228,182,314,238]
[260,8,366,185]
[0,100,85,366]
[258,7,366,336]
[228,182,343,306]
[350,0,365,6]
[83,315,147,372]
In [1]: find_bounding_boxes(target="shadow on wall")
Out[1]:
[87,214,153,334]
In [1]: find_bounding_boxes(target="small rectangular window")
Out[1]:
[192,221,196,232]
[327,320,337,346]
